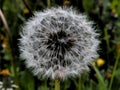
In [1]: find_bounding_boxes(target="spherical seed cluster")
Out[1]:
[19,7,100,80]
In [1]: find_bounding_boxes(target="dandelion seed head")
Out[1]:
[19,7,100,80]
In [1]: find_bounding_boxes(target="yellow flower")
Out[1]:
[96,58,105,67]
[92,58,105,67]
[23,8,29,14]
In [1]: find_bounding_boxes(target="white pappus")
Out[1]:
[19,7,100,80]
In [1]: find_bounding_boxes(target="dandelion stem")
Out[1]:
[55,79,60,90]
[78,76,85,90]
[78,77,81,90]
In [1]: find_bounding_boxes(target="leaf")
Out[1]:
[93,65,107,90]
[19,70,35,90]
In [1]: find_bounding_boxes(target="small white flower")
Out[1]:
[0,80,18,90]
[11,84,19,88]
[0,81,3,88]
[19,7,100,80]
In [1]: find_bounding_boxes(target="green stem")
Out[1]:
[47,0,51,7]
[78,77,81,90]
[104,28,110,52]
[55,79,60,90]
[93,65,107,90]
[78,76,85,90]
[108,54,120,90]
[90,80,93,90]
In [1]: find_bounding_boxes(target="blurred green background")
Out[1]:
[0,0,120,90]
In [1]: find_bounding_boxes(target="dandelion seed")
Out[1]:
[19,7,100,80]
